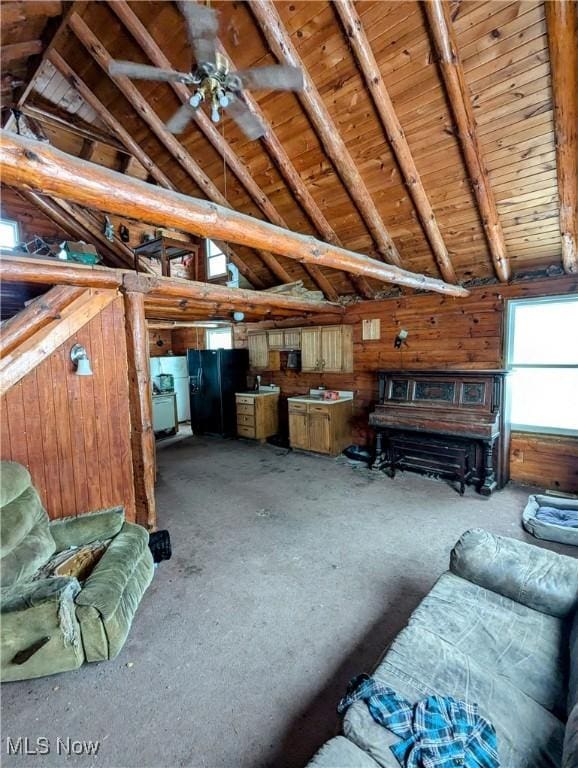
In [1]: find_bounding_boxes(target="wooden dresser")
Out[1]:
[369,370,509,495]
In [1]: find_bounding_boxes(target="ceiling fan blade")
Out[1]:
[166,103,195,134]
[226,96,266,141]
[177,1,219,65]
[108,60,191,83]
[234,65,304,92]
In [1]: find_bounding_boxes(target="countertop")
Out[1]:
[287,395,353,406]
[235,391,280,398]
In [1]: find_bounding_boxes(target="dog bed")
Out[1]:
[522,494,578,546]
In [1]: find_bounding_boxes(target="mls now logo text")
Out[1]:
[5,737,100,756]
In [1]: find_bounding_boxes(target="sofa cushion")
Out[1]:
[343,623,565,768]
[49,507,125,552]
[306,736,384,768]
[75,523,154,660]
[409,572,569,718]
[568,608,578,715]
[0,484,55,587]
[0,461,32,507]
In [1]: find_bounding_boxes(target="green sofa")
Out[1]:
[0,461,154,682]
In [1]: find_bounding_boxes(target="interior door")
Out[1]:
[321,326,343,372]
[308,411,331,453]
[301,328,320,372]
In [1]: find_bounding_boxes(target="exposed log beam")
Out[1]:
[2,40,43,63]
[0,284,84,357]
[107,0,337,301]
[0,288,117,396]
[124,290,156,530]
[545,0,577,274]
[423,0,510,283]
[335,0,457,285]
[47,50,265,290]
[68,12,294,289]
[250,0,402,268]
[0,255,347,314]
[144,296,310,319]
[0,134,469,297]
[214,23,373,298]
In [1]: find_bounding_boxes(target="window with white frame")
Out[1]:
[206,239,228,279]
[206,327,233,350]
[0,219,19,250]
[506,296,578,435]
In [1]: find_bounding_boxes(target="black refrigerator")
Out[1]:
[187,349,249,436]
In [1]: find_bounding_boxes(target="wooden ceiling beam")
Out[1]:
[47,49,265,290]
[0,254,344,314]
[2,41,43,64]
[214,24,373,298]
[545,0,577,274]
[68,12,294,290]
[335,0,457,285]
[0,132,469,297]
[249,0,402,268]
[424,0,510,283]
[144,296,306,318]
[106,0,337,302]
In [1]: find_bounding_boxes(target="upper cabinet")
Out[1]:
[248,331,269,369]
[301,325,353,373]
[249,324,352,372]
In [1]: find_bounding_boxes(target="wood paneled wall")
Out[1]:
[1,187,67,243]
[0,296,136,520]
[238,275,578,491]
[148,327,206,358]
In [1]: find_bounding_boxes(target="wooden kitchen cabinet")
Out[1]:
[267,329,284,350]
[301,325,353,373]
[288,399,353,456]
[248,331,268,369]
[284,328,301,349]
[236,393,279,440]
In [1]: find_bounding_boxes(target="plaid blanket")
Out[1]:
[338,675,499,768]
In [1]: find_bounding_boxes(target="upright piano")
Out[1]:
[369,370,510,495]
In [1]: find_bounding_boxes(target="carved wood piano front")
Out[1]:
[369,370,510,495]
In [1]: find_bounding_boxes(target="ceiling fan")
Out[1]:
[108,2,304,140]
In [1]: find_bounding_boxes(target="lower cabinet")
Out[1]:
[288,399,353,456]
[236,394,279,440]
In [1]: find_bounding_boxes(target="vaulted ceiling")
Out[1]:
[0,1,574,298]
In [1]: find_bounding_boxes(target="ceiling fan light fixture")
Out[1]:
[190,92,203,108]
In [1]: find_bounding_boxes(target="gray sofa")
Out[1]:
[307,529,578,768]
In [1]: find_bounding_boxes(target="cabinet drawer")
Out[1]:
[237,425,256,438]
[288,402,307,413]
[236,396,255,405]
[236,403,255,416]
[237,413,255,427]
[309,404,331,415]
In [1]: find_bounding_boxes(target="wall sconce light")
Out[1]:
[70,344,93,376]
[394,329,409,349]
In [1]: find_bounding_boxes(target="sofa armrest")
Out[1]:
[49,507,125,552]
[450,528,578,618]
[1,577,84,680]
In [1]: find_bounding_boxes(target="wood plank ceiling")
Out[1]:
[0,0,571,298]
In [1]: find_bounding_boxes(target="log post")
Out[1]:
[423,0,510,283]
[123,290,156,530]
[545,0,577,274]
[336,0,457,284]
[0,133,469,297]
